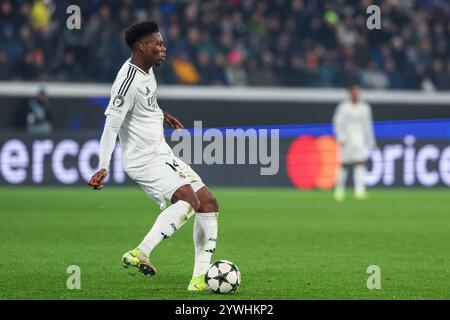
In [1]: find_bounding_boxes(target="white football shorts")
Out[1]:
[125,155,205,210]
[339,143,368,163]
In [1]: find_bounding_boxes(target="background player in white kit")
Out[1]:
[332,84,376,201]
[88,21,218,291]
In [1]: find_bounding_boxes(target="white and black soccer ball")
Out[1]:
[205,260,241,294]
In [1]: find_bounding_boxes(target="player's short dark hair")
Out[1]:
[125,21,159,49]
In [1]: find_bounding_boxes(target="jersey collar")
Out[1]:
[127,59,150,76]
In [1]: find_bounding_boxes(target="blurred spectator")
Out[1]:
[334,61,359,88]
[0,0,449,90]
[336,15,357,47]
[0,49,12,79]
[16,86,52,134]
[171,52,200,85]
[31,0,53,31]
[384,59,405,89]
[361,61,389,89]
[302,51,324,87]
[53,50,85,82]
[15,49,46,80]
[430,59,450,91]
[224,49,248,86]
[284,55,306,87]
[407,64,428,90]
[196,51,219,85]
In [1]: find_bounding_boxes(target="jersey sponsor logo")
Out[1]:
[112,95,124,108]
[145,87,151,96]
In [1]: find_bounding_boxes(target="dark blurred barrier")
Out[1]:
[1,132,449,188]
[2,96,450,131]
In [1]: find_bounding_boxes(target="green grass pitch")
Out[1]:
[0,187,449,300]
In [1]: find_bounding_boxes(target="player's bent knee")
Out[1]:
[171,184,201,212]
[185,193,201,212]
[199,196,219,213]
[177,196,200,212]
[190,197,201,212]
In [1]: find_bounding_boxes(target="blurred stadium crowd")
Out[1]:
[0,0,449,90]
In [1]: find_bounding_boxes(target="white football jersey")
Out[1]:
[332,99,376,149]
[105,59,172,170]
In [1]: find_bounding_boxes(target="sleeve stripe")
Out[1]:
[118,66,132,96]
[119,68,136,97]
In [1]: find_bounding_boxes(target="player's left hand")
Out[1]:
[88,168,108,190]
[163,112,184,129]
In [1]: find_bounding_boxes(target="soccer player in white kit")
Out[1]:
[88,21,218,291]
[332,85,376,201]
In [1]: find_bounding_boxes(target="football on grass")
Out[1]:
[205,260,241,294]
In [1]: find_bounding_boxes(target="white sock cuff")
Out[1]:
[175,200,192,209]
[175,200,195,220]
[196,212,218,219]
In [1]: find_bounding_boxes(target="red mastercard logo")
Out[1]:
[286,135,339,189]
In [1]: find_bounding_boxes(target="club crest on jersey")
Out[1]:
[112,95,124,108]
[147,95,159,111]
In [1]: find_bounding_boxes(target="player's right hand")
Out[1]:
[88,169,108,190]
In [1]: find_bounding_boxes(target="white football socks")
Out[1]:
[138,200,195,257]
[354,164,366,196]
[192,212,218,277]
[335,166,348,193]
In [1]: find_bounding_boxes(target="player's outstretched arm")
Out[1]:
[163,111,184,129]
[332,103,346,145]
[88,115,122,190]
